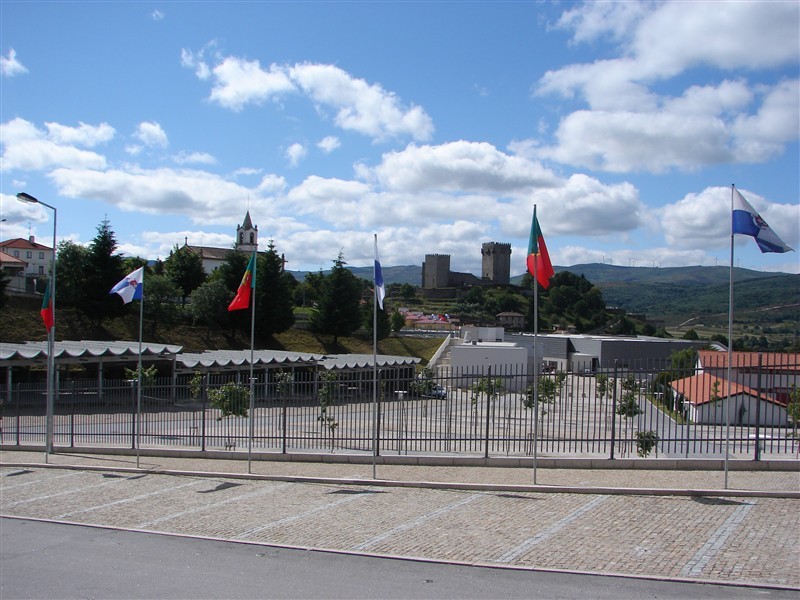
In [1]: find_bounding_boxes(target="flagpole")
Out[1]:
[248,251,257,475]
[725,184,735,489]
[136,293,143,469]
[372,234,379,480]
[532,205,539,485]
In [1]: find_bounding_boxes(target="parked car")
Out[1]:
[422,384,447,399]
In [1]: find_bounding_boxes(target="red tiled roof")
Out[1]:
[670,372,782,407]
[0,238,52,251]
[698,350,800,370]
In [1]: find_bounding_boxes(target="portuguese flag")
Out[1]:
[526,205,555,289]
[228,251,256,311]
[41,280,54,332]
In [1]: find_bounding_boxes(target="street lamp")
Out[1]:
[16,192,57,456]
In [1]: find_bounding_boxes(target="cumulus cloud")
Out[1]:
[317,136,340,153]
[537,1,800,173]
[182,51,434,141]
[285,142,307,167]
[45,121,116,147]
[1,49,27,77]
[47,166,275,226]
[659,186,799,251]
[373,141,559,193]
[135,121,169,148]
[0,118,107,171]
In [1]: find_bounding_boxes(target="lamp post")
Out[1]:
[16,192,56,456]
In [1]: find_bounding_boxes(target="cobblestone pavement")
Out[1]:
[1,451,798,590]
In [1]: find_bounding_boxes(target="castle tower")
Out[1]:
[235,211,258,253]
[481,242,512,284]
[422,254,451,289]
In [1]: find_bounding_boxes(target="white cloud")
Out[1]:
[659,186,799,251]
[151,9,164,21]
[536,1,800,174]
[0,49,28,77]
[173,151,217,165]
[317,136,340,153]
[135,121,168,148]
[45,121,116,147]
[288,63,434,141]
[0,118,107,171]
[47,166,276,226]
[183,50,434,141]
[208,56,295,111]
[373,141,559,193]
[285,142,307,167]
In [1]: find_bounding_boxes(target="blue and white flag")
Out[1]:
[374,235,385,310]
[732,189,793,254]
[110,267,144,304]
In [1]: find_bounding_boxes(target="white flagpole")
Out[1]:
[248,251,257,474]
[136,292,143,469]
[725,184,735,489]
[372,234,379,480]
[532,205,539,485]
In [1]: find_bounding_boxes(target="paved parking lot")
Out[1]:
[1,450,799,591]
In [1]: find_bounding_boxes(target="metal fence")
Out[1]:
[1,362,798,459]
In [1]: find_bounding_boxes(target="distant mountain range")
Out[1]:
[289,263,798,324]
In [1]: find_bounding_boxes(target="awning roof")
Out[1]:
[0,341,420,373]
[1,340,182,366]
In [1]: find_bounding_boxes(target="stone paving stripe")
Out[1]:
[2,472,135,509]
[496,495,610,563]
[137,482,293,529]
[353,492,484,551]
[1,469,82,490]
[679,500,756,578]
[237,492,366,540]
[54,480,203,519]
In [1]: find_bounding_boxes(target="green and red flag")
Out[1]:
[526,205,555,289]
[228,251,257,311]
[40,279,54,332]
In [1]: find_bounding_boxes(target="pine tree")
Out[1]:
[254,240,296,337]
[164,244,207,306]
[311,252,363,346]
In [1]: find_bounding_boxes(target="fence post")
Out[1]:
[201,375,207,452]
[754,353,763,461]
[484,366,492,459]
[610,361,618,460]
[129,380,137,450]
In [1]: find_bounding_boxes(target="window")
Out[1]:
[26,251,32,258]
[13,250,19,257]
[39,266,44,274]
[249,232,254,243]
[39,252,45,259]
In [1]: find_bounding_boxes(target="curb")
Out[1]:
[3,461,798,499]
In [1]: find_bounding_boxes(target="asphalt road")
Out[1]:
[2,518,796,600]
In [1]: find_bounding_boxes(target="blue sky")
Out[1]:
[1,1,798,277]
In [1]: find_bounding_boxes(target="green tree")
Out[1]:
[787,386,800,439]
[310,252,363,345]
[84,218,126,324]
[54,240,89,308]
[363,296,391,340]
[142,274,180,336]
[524,376,557,433]
[0,269,9,310]
[390,308,406,334]
[208,382,249,420]
[254,241,296,337]
[188,280,232,338]
[164,245,207,306]
[683,329,700,340]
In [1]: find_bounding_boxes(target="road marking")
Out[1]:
[237,492,366,539]
[54,479,203,519]
[1,469,82,489]
[137,481,293,529]
[679,500,756,578]
[353,493,484,551]
[1,472,134,509]
[496,495,610,563]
